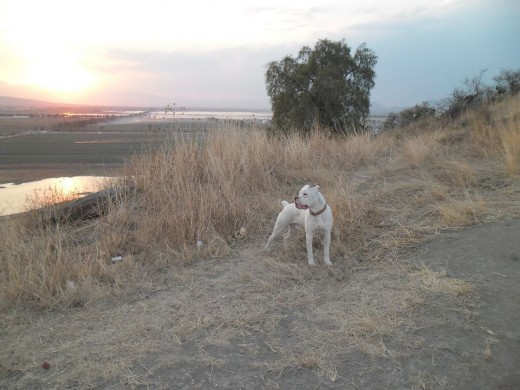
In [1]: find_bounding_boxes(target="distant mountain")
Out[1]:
[0,95,143,111]
[0,95,63,108]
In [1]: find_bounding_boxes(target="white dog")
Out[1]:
[265,184,333,266]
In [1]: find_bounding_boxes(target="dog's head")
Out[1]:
[294,184,320,210]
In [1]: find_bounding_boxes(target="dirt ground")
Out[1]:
[409,219,520,390]
[1,217,519,389]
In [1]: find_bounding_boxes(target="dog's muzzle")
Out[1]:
[294,196,308,210]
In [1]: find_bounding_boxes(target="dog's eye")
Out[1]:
[303,193,307,196]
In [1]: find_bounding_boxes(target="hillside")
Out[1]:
[1,94,519,389]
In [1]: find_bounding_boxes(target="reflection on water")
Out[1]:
[0,176,110,216]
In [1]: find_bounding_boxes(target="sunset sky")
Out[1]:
[0,0,518,109]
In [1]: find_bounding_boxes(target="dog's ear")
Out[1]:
[311,184,320,191]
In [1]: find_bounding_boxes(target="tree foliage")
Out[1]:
[440,70,493,119]
[440,68,520,119]
[381,68,520,131]
[383,102,436,131]
[494,69,520,96]
[265,39,377,135]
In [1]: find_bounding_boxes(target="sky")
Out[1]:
[0,0,519,109]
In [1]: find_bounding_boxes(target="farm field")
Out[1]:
[0,112,228,183]
[0,132,147,183]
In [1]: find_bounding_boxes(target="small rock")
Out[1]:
[234,226,247,239]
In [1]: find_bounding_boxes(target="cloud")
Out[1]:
[96,47,292,107]
[1,0,518,108]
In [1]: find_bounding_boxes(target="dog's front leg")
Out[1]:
[323,231,332,266]
[306,231,316,266]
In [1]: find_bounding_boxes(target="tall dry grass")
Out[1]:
[1,94,519,309]
[0,219,121,308]
[123,129,392,254]
[467,94,520,175]
[399,131,443,167]
[125,131,279,253]
[500,127,520,175]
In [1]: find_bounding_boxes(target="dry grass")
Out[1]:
[399,131,442,167]
[467,96,520,175]
[0,220,114,309]
[410,264,474,297]
[0,95,519,311]
[501,127,520,175]
[435,192,488,227]
[123,130,278,253]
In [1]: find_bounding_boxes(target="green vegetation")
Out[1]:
[383,102,436,131]
[265,39,377,134]
[383,68,520,131]
[0,132,151,165]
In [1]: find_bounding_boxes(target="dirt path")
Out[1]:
[409,218,520,389]
[1,219,519,389]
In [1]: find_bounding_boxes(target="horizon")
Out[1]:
[1,1,519,109]
[0,95,402,115]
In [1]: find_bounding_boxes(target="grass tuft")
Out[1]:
[435,192,487,226]
[410,265,474,296]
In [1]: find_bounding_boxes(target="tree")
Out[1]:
[265,39,377,134]
[440,70,492,119]
[494,69,520,95]
[383,102,436,131]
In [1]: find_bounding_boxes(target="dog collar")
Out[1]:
[310,203,328,216]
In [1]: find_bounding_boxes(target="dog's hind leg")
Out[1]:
[265,223,287,252]
[282,224,298,251]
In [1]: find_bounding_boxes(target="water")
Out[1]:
[146,109,273,122]
[61,110,145,118]
[0,176,110,216]
[47,107,273,122]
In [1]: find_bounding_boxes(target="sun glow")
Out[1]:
[58,177,78,197]
[22,58,96,93]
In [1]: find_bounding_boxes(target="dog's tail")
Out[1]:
[281,200,290,208]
